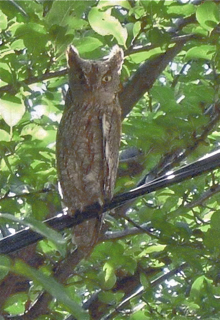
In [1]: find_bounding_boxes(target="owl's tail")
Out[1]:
[73,217,102,257]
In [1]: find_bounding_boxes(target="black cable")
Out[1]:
[1,150,220,255]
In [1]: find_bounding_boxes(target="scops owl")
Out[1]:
[56,45,124,255]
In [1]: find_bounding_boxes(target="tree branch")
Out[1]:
[0,69,67,95]
[120,41,186,118]
[103,262,188,320]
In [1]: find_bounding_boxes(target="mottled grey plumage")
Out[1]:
[56,45,123,255]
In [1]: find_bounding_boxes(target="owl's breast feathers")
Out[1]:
[56,100,121,213]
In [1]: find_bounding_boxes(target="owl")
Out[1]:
[56,45,124,255]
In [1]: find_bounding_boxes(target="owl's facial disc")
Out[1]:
[67,47,123,104]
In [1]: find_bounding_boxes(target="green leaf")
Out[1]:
[45,1,75,26]
[190,276,212,303]
[130,310,151,320]
[210,210,220,230]
[151,86,176,107]
[0,11,7,30]
[99,262,116,290]
[12,260,88,319]
[0,255,11,280]
[74,37,103,54]
[98,291,124,304]
[185,45,216,61]
[0,129,10,142]
[45,0,88,28]
[0,94,25,127]
[11,39,25,51]
[15,23,47,54]
[0,62,12,84]
[140,272,150,290]
[139,245,166,256]
[167,3,195,16]
[133,21,141,38]
[88,7,127,46]
[4,293,27,315]
[204,228,220,252]
[129,47,163,63]
[196,2,219,31]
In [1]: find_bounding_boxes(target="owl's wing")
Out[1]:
[65,88,74,109]
[101,106,121,200]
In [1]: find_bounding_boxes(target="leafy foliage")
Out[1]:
[0,0,220,319]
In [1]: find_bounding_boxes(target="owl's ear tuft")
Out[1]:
[67,45,80,68]
[108,45,124,73]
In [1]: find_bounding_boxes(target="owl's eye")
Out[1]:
[102,74,112,83]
